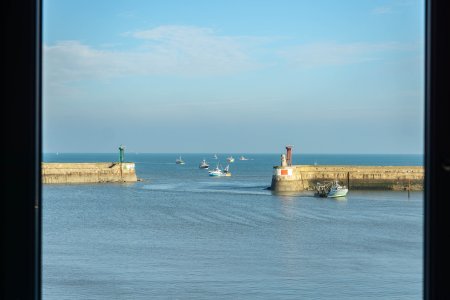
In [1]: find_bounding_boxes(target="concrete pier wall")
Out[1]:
[271,165,424,192]
[42,162,137,184]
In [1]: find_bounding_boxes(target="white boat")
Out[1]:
[208,163,231,177]
[208,166,225,176]
[239,156,249,161]
[199,159,209,169]
[213,154,218,159]
[175,156,185,164]
[226,156,235,163]
[327,181,348,198]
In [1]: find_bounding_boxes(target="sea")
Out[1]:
[43,153,423,299]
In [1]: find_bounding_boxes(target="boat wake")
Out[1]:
[142,182,271,196]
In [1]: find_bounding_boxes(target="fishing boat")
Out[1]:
[175,156,185,164]
[239,156,249,161]
[327,180,348,198]
[208,165,225,176]
[199,159,209,169]
[223,164,232,176]
[314,182,329,197]
[208,163,231,177]
[226,156,235,163]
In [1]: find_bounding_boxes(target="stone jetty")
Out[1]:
[271,164,423,192]
[42,162,137,184]
[270,146,423,192]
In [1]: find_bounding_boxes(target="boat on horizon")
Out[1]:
[239,156,249,161]
[327,180,348,198]
[213,154,218,159]
[175,156,185,165]
[199,159,209,169]
[226,156,235,163]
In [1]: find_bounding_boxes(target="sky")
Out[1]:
[43,0,425,154]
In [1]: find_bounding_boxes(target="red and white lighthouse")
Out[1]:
[285,145,293,166]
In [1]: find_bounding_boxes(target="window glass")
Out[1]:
[43,1,424,298]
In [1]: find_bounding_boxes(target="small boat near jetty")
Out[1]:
[239,156,249,161]
[175,156,185,164]
[199,159,209,169]
[226,156,235,163]
[327,180,348,198]
[314,182,329,197]
[314,180,348,198]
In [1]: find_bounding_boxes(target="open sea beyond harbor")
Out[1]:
[43,153,423,299]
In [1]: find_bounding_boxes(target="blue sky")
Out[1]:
[43,0,425,154]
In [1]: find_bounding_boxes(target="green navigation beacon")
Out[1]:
[119,145,125,163]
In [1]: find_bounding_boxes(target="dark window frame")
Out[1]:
[2,0,449,298]
[424,0,450,298]
[3,0,41,299]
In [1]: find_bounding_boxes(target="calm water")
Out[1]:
[43,154,423,299]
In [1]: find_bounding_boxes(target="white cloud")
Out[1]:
[278,41,414,68]
[44,25,258,85]
[44,25,419,85]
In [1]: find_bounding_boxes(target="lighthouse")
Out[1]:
[285,145,293,166]
[119,145,125,163]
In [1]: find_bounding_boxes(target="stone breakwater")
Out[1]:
[271,165,424,192]
[42,162,137,184]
